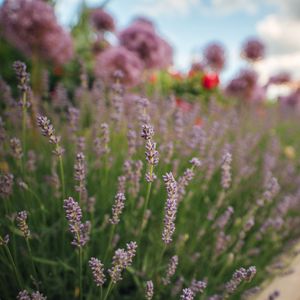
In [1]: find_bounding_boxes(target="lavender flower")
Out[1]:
[17,290,47,300]
[109,193,126,225]
[162,172,178,244]
[0,173,14,198]
[145,280,154,300]
[13,61,30,93]
[95,46,143,86]
[221,151,232,189]
[16,211,30,238]
[108,241,138,283]
[242,38,265,62]
[17,290,31,300]
[63,197,90,247]
[190,279,207,294]
[27,150,37,172]
[89,257,106,286]
[90,8,115,32]
[163,255,178,285]
[74,152,87,203]
[177,168,194,202]
[0,234,9,246]
[31,292,47,300]
[10,137,23,160]
[141,124,154,140]
[67,107,80,139]
[37,115,64,157]
[180,288,195,300]
[145,140,159,166]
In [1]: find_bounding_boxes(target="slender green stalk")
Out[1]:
[26,238,38,280]
[4,245,23,289]
[58,156,66,198]
[103,280,114,300]
[79,247,83,300]
[21,91,27,160]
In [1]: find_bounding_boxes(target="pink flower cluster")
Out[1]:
[0,0,74,65]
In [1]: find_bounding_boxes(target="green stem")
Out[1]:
[22,91,27,160]
[79,247,83,300]
[26,238,38,280]
[103,280,114,300]
[4,245,23,289]
[58,156,66,198]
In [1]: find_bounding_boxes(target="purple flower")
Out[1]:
[163,255,178,285]
[74,152,87,202]
[13,61,30,93]
[109,193,126,225]
[268,72,291,85]
[17,290,46,300]
[95,46,143,86]
[16,211,30,238]
[0,0,73,65]
[63,197,90,247]
[242,38,265,61]
[119,22,163,69]
[190,279,207,294]
[162,173,178,244]
[0,234,10,246]
[221,151,232,189]
[108,241,138,283]
[90,8,115,32]
[180,288,195,300]
[89,257,106,286]
[203,42,226,71]
[10,137,23,160]
[145,280,154,300]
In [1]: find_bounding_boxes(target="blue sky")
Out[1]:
[2,0,300,81]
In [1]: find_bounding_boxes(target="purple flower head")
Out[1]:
[242,38,265,61]
[17,290,46,300]
[10,137,23,160]
[190,279,207,294]
[280,88,300,108]
[13,61,30,93]
[119,22,163,69]
[163,255,178,285]
[162,172,178,244]
[95,46,143,86]
[90,8,115,32]
[108,241,138,283]
[89,257,106,286]
[203,42,226,71]
[109,192,126,225]
[16,211,30,238]
[180,288,195,300]
[145,280,154,300]
[0,0,73,65]
[0,173,14,198]
[63,197,90,247]
[221,151,232,189]
[269,72,291,85]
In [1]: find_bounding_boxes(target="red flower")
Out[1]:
[175,98,192,112]
[202,73,219,89]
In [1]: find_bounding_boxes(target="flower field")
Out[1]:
[1,1,300,300]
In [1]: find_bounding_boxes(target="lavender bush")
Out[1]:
[1,60,300,300]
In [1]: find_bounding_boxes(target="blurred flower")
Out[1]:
[242,38,265,62]
[188,62,205,77]
[176,98,193,113]
[145,280,154,300]
[119,21,172,69]
[268,72,291,85]
[0,0,73,65]
[284,146,296,160]
[90,8,115,32]
[203,42,226,71]
[202,73,220,90]
[95,46,143,86]
[279,88,300,108]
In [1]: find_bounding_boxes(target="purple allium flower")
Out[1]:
[63,197,90,247]
[0,0,73,65]
[0,234,10,246]
[16,211,30,238]
[180,288,195,300]
[108,241,137,283]
[203,42,226,71]
[90,8,115,32]
[89,257,106,286]
[119,23,162,69]
[109,193,126,225]
[242,38,265,62]
[190,279,207,294]
[162,172,178,244]
[10,137,23,160]
[95,46,143,86]
[145,280,154,300]
[13,61,30,93]
[269,72,291,85]
[163,255,178,285]
[74,152,87,202]
[221,151,232,189]
[37,115,64,157]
